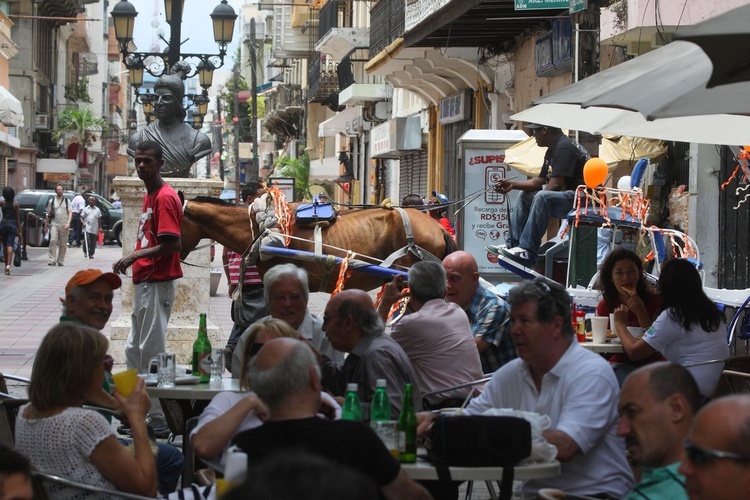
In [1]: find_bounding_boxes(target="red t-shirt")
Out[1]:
[132,183,183,283]
[597,292,664,365]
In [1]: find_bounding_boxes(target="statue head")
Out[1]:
[154,61,191,122]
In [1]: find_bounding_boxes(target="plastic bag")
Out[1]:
[43,228,50,244]
[482,408,558,463]
[668,185,690,231]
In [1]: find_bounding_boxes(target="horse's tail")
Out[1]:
[443,230,457,257]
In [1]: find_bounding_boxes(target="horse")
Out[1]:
[180,196,457,293]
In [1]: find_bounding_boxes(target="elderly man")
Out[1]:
[679,395,750,500]
[232,338,431,500]
[442,251,516,374]
[61,269,184,495]
[323,289,421,417]
[384,261,483,409]
[232,263,342,377]
[618,362,701,500]
[113,140,183,373]
[419,278,632,497]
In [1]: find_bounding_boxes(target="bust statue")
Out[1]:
[128,61,212,177]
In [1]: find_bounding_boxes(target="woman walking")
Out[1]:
[0,187,21,275]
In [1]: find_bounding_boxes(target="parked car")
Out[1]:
[16,189,123,247]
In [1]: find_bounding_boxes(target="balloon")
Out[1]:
[617,175,632,191]
[583,158,608,188]
[744,146,750,152]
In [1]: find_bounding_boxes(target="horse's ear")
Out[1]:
[178,191,185,204]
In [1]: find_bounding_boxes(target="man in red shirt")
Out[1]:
[222,181,268,373]
[113,140,183,373]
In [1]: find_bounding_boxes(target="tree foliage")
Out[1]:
[53,107,107,142]
[272,153,311,201]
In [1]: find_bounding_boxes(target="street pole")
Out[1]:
[233,70,240,201]
[217,96,224,181]
[167,0,183,70]
[250,18,259,182]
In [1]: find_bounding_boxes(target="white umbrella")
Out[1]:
[511,103,750,146]
[531,41,750,121]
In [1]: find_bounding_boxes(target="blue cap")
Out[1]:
[431,190,449,204]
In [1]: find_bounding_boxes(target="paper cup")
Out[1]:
[609,313,616,331]
[112,369,138,397]
[591,316,609,343]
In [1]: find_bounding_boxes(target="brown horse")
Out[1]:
[180,196,456,292]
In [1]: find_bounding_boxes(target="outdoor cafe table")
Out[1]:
[147,378,243,438]
[579,341,624,354]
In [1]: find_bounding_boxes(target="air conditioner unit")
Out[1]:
[35,114,50,130]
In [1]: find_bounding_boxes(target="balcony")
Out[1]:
[264,84,305,139]
[369,0,404,59]
[308,54,342,111]
[315,0,369,60]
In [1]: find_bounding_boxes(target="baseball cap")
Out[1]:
[65,269,122,296]
[431,190,449,204]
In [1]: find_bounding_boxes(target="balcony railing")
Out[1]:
[318,0,355,45]
[308,54,340,108]
[370,0,404,58]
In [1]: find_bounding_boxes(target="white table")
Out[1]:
[579,341,624,354]
[401,458,560,481]
[146,378,242,400]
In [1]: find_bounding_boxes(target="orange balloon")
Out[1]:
[583,158,608,188]
[743,145,750,152]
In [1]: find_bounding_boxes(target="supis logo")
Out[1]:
[469,154,506,165]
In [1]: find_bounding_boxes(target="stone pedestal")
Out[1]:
[110,176,225,365]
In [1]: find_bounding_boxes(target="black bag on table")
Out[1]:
[427,415,532,500]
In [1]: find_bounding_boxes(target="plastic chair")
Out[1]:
[182,416,200,489]
[31,471,158,500]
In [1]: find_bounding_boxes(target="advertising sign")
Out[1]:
[515,0,568,9]
[464,149,514,275]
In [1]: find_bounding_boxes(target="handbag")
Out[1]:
[13,241,21,267]
[427,415,532,500]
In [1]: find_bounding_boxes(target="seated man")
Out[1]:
[418,278,633,498]
[618,362,702,500]
[442,251,516,374]
[232,263,343,376]
[322,289,422,417]
[0,445,33,500]
[385,261,483,409]
[487,124,589,266]
[232,338,431,500]
[679,395,750,500]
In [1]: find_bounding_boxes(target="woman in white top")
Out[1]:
[614,259,728,398]
[15,323,157,498]
[191,318,340,462]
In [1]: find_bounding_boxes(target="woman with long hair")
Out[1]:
[190,318,340,462]
[14,323,157,498]
[0,187,21,275]
[614,259,729,399]
[597,248,663,383]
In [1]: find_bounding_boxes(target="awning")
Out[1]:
[309,156,341,183]
[318,106,362,138]
[0,86,24,127]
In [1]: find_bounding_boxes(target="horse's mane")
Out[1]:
[191,196,231,206]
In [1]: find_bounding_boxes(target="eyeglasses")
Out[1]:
[684,440,750,467]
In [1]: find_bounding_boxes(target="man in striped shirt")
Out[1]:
[223,181,268,373]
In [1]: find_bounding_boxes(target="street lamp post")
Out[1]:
[110,0,237,126]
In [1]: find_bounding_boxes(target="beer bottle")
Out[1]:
[398,383,417,463]
[370,379,391,424]
[341,383,362,421]
[192,313,212,383]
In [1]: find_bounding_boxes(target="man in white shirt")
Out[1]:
[81,195,102,258]
[419,278,633,498]
[69,190,86,247]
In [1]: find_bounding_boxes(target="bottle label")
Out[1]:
[198,351,211,375]
[398,431,406,453]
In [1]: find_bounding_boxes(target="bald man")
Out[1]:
[679,395,750,500]
[232,338,431,500]
[442,251,516,373]
[321,289,421,417]
[618,362,701,500]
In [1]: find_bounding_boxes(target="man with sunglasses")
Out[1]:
[417,278,632,498]
[679,395,750,499]
[486,124,589,266]
[618,362,701,500]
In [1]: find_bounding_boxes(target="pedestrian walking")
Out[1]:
[81,195,102,259]
[68,190,86,247]
[0,187,21,276]
[44,184,71,266]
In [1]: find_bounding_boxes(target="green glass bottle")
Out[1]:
[341,383,362,421]
[370,379,391,424]
[398,383,417,463]
[192,313,212,383]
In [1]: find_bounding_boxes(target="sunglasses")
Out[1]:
[684,440,750,467]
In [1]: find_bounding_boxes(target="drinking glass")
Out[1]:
[209,347,224,385]
[157,353,176,388]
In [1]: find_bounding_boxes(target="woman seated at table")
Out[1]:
[15,323,157,498]
[613,258,729,400]
[597,248,663,383]
[191,318,341,462]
